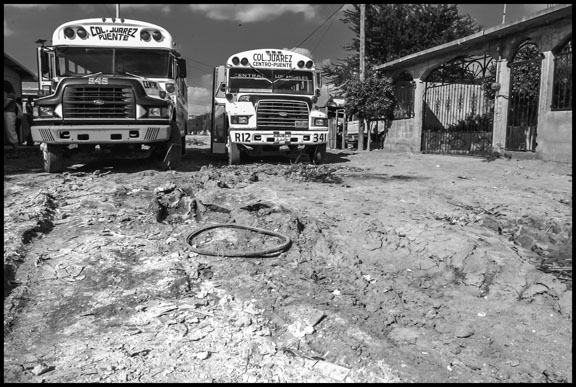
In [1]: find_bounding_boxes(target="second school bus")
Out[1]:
[210,49,329,165]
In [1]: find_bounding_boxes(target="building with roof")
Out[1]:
[375,4,572,163]
[4,52,37,98]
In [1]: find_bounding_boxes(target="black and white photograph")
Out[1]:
[4,3,572,383]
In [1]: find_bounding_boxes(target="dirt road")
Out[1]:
[3,137,572,382]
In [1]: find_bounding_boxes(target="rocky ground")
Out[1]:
[3,136,572,383]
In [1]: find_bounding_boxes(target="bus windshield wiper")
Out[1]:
[273,67,297,85]
[117,71,145,79]
[248,63,272,84]
[82,71,103,78]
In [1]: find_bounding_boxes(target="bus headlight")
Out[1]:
[165,83,175,93]
[147,107,170,118]
[314,118,328,127]
[231,116,249,124]
[37,106,55,118]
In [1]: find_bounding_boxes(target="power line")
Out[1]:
[181,56,213,71]
[310,10,338,55]
[294,4,345,49]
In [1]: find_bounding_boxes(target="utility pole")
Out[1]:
[501,4,507,24]
[116,4,120,18]
[358,4,366,151]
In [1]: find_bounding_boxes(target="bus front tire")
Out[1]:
[159,122,183,170]
[308,144,326,164]
[227,140,241,165]
[42,143,64,173]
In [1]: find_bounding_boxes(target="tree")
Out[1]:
[344,71,396,150]
[322,4,480,90]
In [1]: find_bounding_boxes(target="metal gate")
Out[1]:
[422,55,495,155]
[506,41,542,151]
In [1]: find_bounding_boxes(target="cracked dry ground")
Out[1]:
[3,142,573,383]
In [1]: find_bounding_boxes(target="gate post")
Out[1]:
[414,79,425,153]
[492,59,510,152]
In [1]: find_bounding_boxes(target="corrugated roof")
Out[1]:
[4,52,37,82]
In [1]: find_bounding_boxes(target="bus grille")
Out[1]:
[256,100,309,129]
[63,86,135,119]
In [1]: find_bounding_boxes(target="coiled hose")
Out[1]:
[186,223,292,258]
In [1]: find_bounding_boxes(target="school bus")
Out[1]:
[210,49,329,165]
[31,18,188,172]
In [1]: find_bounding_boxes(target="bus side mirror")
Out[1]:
[41,51,50,76]
[178,59,187,78]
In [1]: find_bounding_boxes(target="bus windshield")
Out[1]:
[228,68,314,95]
[54,47,172,78]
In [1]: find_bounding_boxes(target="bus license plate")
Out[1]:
[274,132,287,144]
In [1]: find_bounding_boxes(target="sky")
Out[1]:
[4,4,552,116]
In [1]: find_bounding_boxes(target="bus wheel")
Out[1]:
[42,143,64,173]
[308,144,326,164]
[227,139,241,165]
[159,122,182,170]
[181,135,187,156]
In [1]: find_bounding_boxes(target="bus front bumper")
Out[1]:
[31,124,171,144]
[229,130,329,145]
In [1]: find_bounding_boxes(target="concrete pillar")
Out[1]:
[413,78,425,152]
[536,51,554,155]
[492,58,510,151]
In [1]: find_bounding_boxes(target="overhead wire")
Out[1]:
[310,11,338,56]
[294,4,345,50]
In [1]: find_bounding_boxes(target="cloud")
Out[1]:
[286,47,313,59]
[3,4,54,9]
[4,20,13,36]
[187,86,212,116]
[188,4,317,23]
[522,4,549,15]
[116,4,172,14]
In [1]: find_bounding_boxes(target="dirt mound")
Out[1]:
[3,146,572,383]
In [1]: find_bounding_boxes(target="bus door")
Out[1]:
[36,46,56,95]
[210,66,228,154]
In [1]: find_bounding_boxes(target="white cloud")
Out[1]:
[522,4,549,15]
[187,86,211,116]
[188,4,317,23]
[3,4,54,9]
[286,47,313,59]
[116,4,172,14]
[200,73,214,90]
[318,58,332,68]
[4,20,13,36]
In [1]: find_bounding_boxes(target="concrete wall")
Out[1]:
[382,78,424,153]
[538,110,572,163]
[535,49,572,163]
[384,118,420,153]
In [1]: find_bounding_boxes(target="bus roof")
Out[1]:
[225,49,316,70]
[51,18,175,50]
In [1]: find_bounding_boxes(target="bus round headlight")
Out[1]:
[165,83,175,93]
[140,31,151,41]
[152,30,163,41]
[77,27,88,39]
[64,27,75,39]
